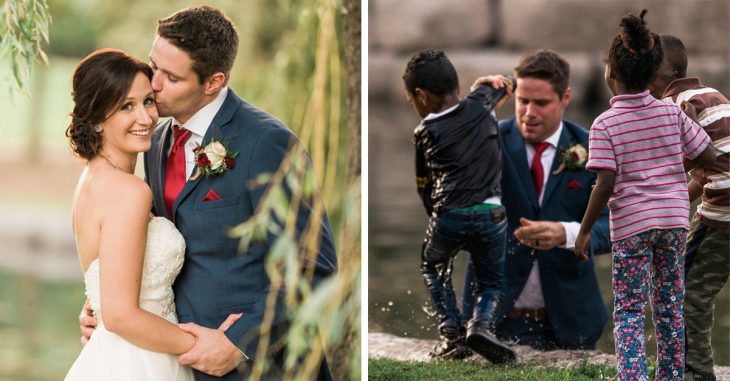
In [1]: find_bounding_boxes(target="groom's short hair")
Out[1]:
[514,49,570,98]
[157,5,239,85]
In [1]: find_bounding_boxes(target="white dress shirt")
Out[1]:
[169,87,229,179]
[513,122,580,309]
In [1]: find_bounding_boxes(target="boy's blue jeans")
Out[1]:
[421,205,507,333]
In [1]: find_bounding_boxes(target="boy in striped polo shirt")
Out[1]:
[574,10,716,381]
[649,34,730,381]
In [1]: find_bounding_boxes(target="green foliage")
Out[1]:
[368,358,618,381]
[44,0,102,57]
[226,2,359,377]
[230,142,360,380]
[233,0,349,226]
[0,0,51,93]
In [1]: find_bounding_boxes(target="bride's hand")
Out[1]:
[79,299,97,345]
[218,313,243,331]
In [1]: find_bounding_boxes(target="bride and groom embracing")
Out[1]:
[64,6,337,381]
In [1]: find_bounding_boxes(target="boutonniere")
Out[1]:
[190,140,239,180]
[553,142,587,174]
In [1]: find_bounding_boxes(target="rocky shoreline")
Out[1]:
[368,332,730,380]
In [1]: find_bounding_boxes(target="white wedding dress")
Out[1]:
[65,217,194,381]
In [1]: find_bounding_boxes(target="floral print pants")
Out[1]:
[612,228,686,381]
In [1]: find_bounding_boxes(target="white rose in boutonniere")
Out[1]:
[553,143,588,174]
[203,141,227,170]
[190,140,239,180]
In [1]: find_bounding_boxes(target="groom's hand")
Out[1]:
[177,316,245,377]
[514,218,567,250]
[78,299,97,345]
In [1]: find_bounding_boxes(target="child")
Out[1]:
[403,50,516,363]
[575,10,716,381]
[649,34,730,381]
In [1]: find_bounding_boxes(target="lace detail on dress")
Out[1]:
[83,217,186,323]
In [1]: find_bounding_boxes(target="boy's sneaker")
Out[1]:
[429,337,472,360]
[429,325,471,360]
[466,319,516,364]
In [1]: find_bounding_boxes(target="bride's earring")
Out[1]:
[94,124,103,133]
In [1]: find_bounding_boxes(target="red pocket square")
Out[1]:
[203,188,222,201]
[566,179,582,190]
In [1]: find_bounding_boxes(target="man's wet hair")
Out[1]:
[514,49,570,98]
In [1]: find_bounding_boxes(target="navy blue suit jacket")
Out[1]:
[144,90,337,380]
[497,117,610,348]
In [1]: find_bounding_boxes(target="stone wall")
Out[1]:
[369,0,730,110]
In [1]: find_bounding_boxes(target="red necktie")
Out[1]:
[530,142,550,200]
[164,125,192,216]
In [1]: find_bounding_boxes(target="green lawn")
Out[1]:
[0,268,85,381]
[369,358,618,381]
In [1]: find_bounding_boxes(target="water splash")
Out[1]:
[421,302,437,317]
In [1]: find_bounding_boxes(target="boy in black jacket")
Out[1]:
[404,50,515,363]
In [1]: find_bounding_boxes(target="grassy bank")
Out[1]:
[369,358,619,381]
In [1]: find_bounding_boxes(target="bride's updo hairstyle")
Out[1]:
[66,49,153,160]
[606,9,663,91]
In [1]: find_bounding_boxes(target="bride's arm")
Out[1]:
[98,176,195,354]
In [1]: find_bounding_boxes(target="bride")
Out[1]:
[64,49,237,380]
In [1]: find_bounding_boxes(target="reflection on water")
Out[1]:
[0,268,84,380]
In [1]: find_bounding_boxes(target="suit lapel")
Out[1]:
[154,120,174,219]
[170,90,241,216]
[541,127,570,207]
[503,120,540,211]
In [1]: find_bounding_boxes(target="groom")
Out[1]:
[79,6,337,380]
[463,50,611,351]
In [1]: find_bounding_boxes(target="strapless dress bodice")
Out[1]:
[83,216,186,323]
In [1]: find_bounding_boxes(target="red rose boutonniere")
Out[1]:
[190,140,239,180]
[553,143,588,174]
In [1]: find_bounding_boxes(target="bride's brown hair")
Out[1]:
[66,49,153,160]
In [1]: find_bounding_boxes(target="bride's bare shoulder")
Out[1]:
[107,171,149,191]
[80,169,152,212]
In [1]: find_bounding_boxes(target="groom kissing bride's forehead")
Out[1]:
[73,5,338,381]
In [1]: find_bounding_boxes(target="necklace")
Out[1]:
[98,154,122,172]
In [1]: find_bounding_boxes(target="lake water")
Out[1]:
[0,268,85,381]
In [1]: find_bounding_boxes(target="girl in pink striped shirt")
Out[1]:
[574,10,715,381]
